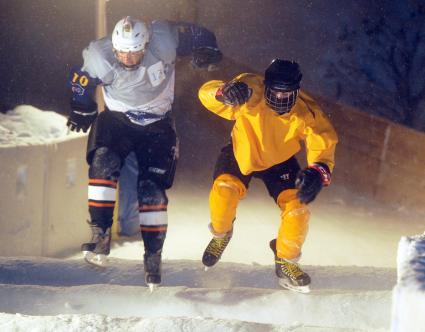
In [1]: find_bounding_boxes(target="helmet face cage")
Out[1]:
[264,85,299,114]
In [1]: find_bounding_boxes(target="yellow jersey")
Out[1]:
[198,73,338,175]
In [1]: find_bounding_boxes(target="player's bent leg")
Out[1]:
[276,189,310,260]
[203,174,246,267]
[209,173,247,235]
[83,147,122,265]
[271,189,311,292]
[138,179,168,288]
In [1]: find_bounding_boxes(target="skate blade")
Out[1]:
[147,283,159,292]
[204,266,209,271]
[278,279,310,294]
[83,251,108,267]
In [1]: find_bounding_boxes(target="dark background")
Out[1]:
[0,1,96,112]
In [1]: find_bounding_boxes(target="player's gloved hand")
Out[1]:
[192,47,223,70]
[67,100,98,133]
[296,163,331,204]
[215,81,253,106]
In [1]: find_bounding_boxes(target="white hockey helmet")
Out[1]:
[112,16,149,52]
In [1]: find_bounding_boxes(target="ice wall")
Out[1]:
[392,233,425,331]
[0,106,90,256]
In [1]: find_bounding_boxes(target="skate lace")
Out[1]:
[277,259,304,279]
[206,237,230,257]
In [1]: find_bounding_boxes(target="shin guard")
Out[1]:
[88,147,121,231]
[139,180,168,254]
[276,189,310,260]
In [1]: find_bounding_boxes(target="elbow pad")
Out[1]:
[176,23,220,55]
[68,66,101,108]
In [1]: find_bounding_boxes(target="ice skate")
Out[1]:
[144,252,162,291]
[270,239,311,293]
[81,223,111,267]
[202,230,232,268]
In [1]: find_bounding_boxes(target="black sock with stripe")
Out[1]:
[141,226,167,254]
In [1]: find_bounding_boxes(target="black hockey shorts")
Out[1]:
[213,143,301,202]
[87,110,178,189]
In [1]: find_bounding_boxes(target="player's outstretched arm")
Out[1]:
[174,22,223,70]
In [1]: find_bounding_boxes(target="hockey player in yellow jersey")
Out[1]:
[198,59,338,293]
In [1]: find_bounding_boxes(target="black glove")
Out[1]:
[67,100,98,133]
[216,81,252,106]
[296,163,331,204]
[191,47,223,69]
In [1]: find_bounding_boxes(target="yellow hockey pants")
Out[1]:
[209,176,309,260]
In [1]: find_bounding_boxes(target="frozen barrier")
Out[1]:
[392,233,425,331]
[0,136,90,257]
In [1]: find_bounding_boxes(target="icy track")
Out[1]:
[1,105,421,331]
[0,257,393,331]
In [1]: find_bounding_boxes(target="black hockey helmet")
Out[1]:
[264,59,302,91]
[263,59,302,114]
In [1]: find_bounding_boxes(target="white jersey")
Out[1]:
[82,20,178,125]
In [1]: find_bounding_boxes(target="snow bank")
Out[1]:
[0,105,83,147]
[0,105,89,257]
[391,233,425,331]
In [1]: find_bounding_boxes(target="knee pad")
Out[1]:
[138,179,168,207]
[89,147,122,180]
[213,174,247,199]
[277,189,310,220]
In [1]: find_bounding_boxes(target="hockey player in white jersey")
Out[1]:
[67,16,222,289]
